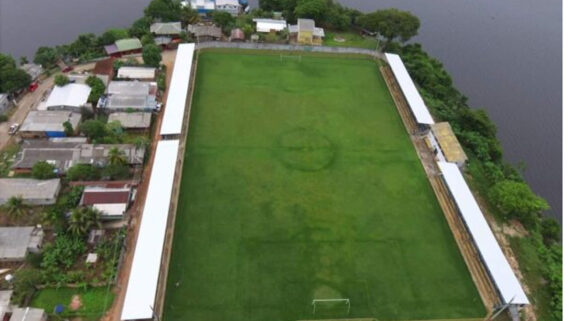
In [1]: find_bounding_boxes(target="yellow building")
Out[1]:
[288,19,325,45]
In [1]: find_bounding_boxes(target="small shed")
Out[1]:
[187,24,222,41]
[0,227,44,262]
[253,18,287,33]
[117,67,157,80]
[230,28,245,42]
[20,63,44,81]
[430,122,468,167]
[288,18,324,45]
[80,186,133,219]
[108,112,152,131]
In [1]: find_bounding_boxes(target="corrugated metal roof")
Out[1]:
[115,38,142,52]
[150,22,182,35]
[437,161,530,305]
[45,83,91,109]
[385,53,434,125]
[121,140,179,320]
[20,111,81,133]
[431,122,468,163]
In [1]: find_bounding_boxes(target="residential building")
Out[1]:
[20,63,43,81]
[190,0,215,14]
[253,18,287,33]
[0,179,60,206]
[215,0,241,16]
[44,83,91,112]
[107,81,156,96]
[0,94,11,114]
[117,67,157,80]
[98,81,158,113]
[80,186,133,219]
[108,112,152,131]
[230,28,245,42]
[0,227,44,262]
[11,140,145,174]
[9,307,47,321]
[104,38,143,57]
[188,24,222,41]
[19,110,81,138]
[150,22,182,36]
[93,58,115,80]
[288,18,325,45]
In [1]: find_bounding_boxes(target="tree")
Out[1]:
[102,163,131,180]
[489,180,549,227]
[68,33,102,59]
[63,120,74,136]
[100,28,130,45]
[141,33,155,46]
[34,46,59,68]
[107,147,127,166]
[68,207,102,237]
[142,44,162,68]
[80,119,107,141]
[130,17,153,38]
[3,196,27,219]
[85,76,105,104]
[54,74,70,87]
[180,6,200,27]
[212,11,235,30]
[144,0,182,22]
[19,56,28,65]
[66,164,101,181]
[0,53,31,93]
[32,161,56,179]
[11,268,41,305]
[356,9,420,50]
[541,218,561,245]
[294,0,327,23]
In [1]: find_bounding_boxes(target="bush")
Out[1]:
[66,164,101,181]
[142,44,162,68]
[80,119,107,141]
[32,161,57,179]
[41,235,86,277]
[54,74,70,87]
[102,164,131,180]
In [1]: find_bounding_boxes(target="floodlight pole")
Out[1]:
[150,305,160,321]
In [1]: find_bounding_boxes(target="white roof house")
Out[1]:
[121,140,180,320]
[20,111,81,135]
[253,18,287,33]
[107,81,154,96]
[385,53,434,125]
[45,83,91,111]
[117,67,157,80]
[160,43,195,137]
[437,161,530,306]
[215,0,241,16]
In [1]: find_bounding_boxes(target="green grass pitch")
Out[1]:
[163,51,485,321]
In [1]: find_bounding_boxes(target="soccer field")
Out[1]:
[163,51,485,321]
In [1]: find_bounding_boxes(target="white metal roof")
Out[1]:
[45,83,91,109]
[160,43,195,136]
[385,53,434,125]
[253,18,287,32]
[121,140,180,320]
[437,161,530,305]
[117,66,156,80]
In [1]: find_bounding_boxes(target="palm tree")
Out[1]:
[3,196,26,218]
[107,147,127,166]
[68,207,102,237]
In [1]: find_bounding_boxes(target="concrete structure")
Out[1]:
[108,112,152,131]
[8,307,47,321]
[288,19,324,45]
[230,28,245,42]
[215,0,241,16]
[80,186,133,219]
[430,122,468,167]
[117,67,156,80]
[105,38,143,57]
[150,22,182,36]
[12,140,145,173]
[0,94,11,114]
[20,63,43,80]
[253,18,287,33]
[19,111,81,138]
[187,24,222,41]
[0,179,60,206]
[121,140,180,320]
[190,0,215,14]
[0,227,44,262]
[45,83,91,112]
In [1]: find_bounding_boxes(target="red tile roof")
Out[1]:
[82,190,130,205]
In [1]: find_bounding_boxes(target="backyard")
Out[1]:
[163,51,485,321]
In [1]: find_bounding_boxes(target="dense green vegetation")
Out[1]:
[0,53,31,93]
[164,51,484,321]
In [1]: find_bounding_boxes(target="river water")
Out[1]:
[0,0,562,220]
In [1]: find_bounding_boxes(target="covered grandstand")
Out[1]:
[385,53,434,126]
[120,140,180,320]
[437,161,530,307]
[160,43,195,138]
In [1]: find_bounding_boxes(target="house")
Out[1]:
[80,186,133,219]
[190,0,215,14]
[11,140,145,174]
[215,0,241,16]
[429,122,468,167]
[107,81,156,96]
[150,22,182,37]
[187,24,222,41]
[288,18,325,45]
[105,38,143,57]
[19,110,81,138]
[0,227,44,262]
[0,179,60,206]
[117,67,157,80]
[253,18,287,33]
[98,81,158,112]
[230,28,245,42]
[0,94,11,115]
[8,307,47,321]
[93,58,115,80]
[44,83,91,112]
[108,112,152,132]
[20,63,43,81]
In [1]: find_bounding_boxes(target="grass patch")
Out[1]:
[0,144,19,177]
[323,31,378,49]
[164,51,484,321]
[30,287,114,321]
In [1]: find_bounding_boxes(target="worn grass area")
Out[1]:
[164,51,484,321]
[30,286,113,320]
[323,31,378,49]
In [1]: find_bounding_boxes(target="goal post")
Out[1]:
[312,298,350,315]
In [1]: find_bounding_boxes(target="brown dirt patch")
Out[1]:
[69,294,82,311]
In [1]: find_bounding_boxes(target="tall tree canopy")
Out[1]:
[489,180,549,227]
[0,53,32,93]
[356,8,420,49]
[34,46,59,68]
[142,44,162,68]
[144,0,182,22]
[85,76,106,104]
[100,28,130,45]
